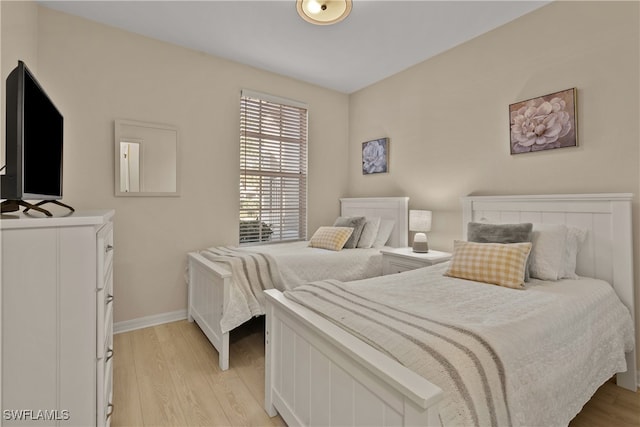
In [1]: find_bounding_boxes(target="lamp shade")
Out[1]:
[409,210,432,232]
[296,0,352,25]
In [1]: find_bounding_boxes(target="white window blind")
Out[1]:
[239,91,308,244]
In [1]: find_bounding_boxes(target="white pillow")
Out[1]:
[357,217,381,248]
[372,219,395,248]
[529,223,568,281]
[560,227,587,279]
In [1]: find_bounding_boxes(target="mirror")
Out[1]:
[115,119,180,196]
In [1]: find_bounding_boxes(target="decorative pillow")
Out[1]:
[528,223,568,281]
[467,222,533,281]
[333,216,366,249]
[372,219,395,248]
[357,217,381,248]
[445,240,532,289]
[308,227,354,251]
[560,226,587,279]
[467,222,533,243]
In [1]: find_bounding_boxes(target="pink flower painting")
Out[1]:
[509,88,577,154]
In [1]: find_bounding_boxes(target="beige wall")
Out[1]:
[348,1,640,367]
[2,4,349,323]
[0,1,37,79]
[0,1,38,161]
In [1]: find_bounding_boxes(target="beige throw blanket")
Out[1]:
[285,279,511,427]
[200,247,285,333]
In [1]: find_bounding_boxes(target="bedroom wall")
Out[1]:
[1,4,350,324]
[0,1,38,166]
[347,1,640,371]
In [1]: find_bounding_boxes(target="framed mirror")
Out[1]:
[114,119,180,196]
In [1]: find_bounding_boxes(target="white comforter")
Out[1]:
[285,262,635,426]
[238,241,385,287]
[199,242,385,333]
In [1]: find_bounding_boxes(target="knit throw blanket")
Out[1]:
[199,246,285,333]
[284,279,511,427]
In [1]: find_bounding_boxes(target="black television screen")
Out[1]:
[2,60,64,204]
[23,67,63,198]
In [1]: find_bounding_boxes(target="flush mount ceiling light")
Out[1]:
[296,0,352,25]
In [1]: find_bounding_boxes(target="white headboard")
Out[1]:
[340,197,409,247]
[461,193,636,390]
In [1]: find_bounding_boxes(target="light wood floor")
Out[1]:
[112,318,285,427]
[113,318,639,427]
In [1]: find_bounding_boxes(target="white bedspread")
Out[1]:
[238,241,385,287]
[285,262,635,427]
[198,242,385,333]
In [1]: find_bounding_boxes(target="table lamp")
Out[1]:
[409,210,432,253]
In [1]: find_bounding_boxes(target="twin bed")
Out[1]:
[187,197,410,370]
[263,193,637,426]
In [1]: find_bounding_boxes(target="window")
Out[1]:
[239,90,308,244]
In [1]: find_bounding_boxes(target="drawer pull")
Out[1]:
[106,403,114,420]
[106,294,114,305]
[106,347,114,362]
[106,244,114,253]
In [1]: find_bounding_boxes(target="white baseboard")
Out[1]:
[114,309,187,334]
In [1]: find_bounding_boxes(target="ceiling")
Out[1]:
[39,1,550,94]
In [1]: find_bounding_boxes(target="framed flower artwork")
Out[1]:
[362,138,389,174]
[509,88,577,154]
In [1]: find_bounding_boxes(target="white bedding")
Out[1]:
[238,241,385,288]
[198,242,385,333]
[284,262,635,426]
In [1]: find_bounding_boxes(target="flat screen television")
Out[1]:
[1,60,72,216]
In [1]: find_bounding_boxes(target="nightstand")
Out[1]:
[381,247,451,275]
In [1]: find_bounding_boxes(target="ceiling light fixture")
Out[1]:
[296,0,352,26]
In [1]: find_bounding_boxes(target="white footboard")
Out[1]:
[264,289,443,427]
[187,252,233,370]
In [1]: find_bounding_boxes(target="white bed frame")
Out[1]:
[264,193,636,426]
[187,197,409,370]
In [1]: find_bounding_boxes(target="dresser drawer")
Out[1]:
[97,223,114,290]
[97,351,113,427]
[97,267,114,358]
[383,258,426,274]
[98,305,113,360]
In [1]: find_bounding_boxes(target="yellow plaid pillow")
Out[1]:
[445,240,532,289]
[308,226,354,251]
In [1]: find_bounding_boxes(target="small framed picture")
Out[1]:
[509,87,577,154]
[362,138,389,174]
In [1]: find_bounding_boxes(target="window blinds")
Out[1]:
[239,91,308,244]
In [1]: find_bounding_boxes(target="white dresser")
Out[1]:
[1,210,115,426]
